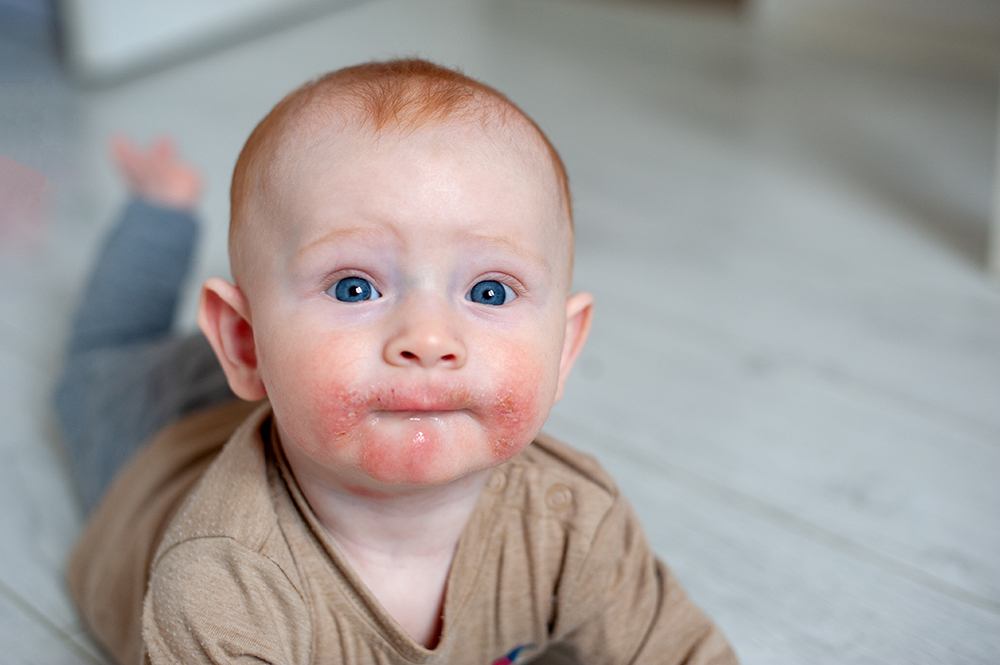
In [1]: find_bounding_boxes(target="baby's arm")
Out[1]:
[552,492,738,664]
[144,538,312,664]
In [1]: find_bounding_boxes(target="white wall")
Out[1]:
[756,0,1000,33]
[752,0,1000,75]
[60,0,357,83]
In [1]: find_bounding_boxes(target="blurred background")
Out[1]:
[1,0,999,662]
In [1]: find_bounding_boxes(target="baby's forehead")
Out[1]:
[233,89,575,293]
[260,115,568,232]
[246,118,570,279]
[282,117,565,228]
[277,108,557,185]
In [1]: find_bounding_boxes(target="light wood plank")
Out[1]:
[569,435,1000,664]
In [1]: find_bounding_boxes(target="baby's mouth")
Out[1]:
[368,387,477,414]
[375,408,469,421]
[365,407,474,441]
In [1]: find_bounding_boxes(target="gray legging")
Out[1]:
[54,200,234,513]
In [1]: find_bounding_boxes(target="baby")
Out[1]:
[59,60,737,664]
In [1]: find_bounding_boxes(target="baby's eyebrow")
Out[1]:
[465,232,549,273]
[296,226,550,272]
[295,226,389,257]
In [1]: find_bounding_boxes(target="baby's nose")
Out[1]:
[384,307,467,369]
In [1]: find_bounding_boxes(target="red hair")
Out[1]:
[229,59,571,281]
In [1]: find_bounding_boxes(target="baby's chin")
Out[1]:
[353,411,530,486]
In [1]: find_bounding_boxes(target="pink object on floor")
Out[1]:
[0,155,47,243]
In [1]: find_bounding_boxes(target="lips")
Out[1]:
[378,410,465,419]
[363,385,479,413]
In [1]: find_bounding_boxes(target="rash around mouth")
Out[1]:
[368,388,479,414]
[372,408,471,421]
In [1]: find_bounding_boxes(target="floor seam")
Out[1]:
[0,577,106,665]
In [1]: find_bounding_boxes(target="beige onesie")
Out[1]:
[69,400,736,665]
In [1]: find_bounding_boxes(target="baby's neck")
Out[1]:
[282,442,490,648]
[300,468,489,557]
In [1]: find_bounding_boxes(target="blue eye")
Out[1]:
[329,277,381,302]
[467,280,515,306]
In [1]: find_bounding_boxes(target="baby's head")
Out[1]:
[199,59,593,491]
[229,60,573,291]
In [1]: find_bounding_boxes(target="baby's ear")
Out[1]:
[555,291,594,402]
[198,278,267,401]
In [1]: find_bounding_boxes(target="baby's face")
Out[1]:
[244,122,578,491]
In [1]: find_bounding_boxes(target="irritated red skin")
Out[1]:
[354,381,539,481]
[273,367,548,489]
[365,379,539,483]
[486,388,535,461]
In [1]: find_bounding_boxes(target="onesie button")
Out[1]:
[546,484,572,510]
[487,470,507,493]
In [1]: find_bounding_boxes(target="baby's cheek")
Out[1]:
[485,372,548,462]
[270,349,366,456]
[311,384,366,438]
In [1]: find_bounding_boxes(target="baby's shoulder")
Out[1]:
[143,405,314,662]
[151,403,296,581]
[144,518,311,664]
[518,432,618,492]
[494,433,623,528]
[525,433,618,487]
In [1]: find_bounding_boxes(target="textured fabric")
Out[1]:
[54,199,234,512]
[67,199,197,356]
[68,398,263,665]
[70,402,737,665]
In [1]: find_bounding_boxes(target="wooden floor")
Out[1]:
[1,0,998,662]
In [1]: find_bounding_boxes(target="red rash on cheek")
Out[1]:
[314,387,368,438]
[274,374,370,460]
[485,378,543,462]
[271,343,555,484]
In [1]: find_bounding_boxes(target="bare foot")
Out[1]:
[111,135,202,211]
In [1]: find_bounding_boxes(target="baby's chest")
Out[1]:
[304,534,565,664]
